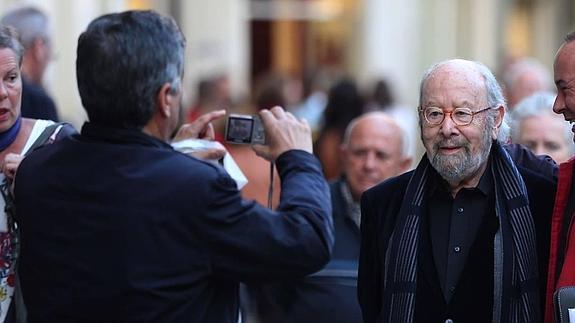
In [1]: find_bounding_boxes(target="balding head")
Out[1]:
[341,112,412,201]
[419,59,506,113]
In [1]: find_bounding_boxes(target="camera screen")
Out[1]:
[226,117,254,143]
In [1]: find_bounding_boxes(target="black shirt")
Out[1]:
[428,161,494,302]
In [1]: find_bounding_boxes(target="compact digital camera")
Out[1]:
[225,114,266,144]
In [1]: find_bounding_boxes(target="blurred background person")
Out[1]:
[251,71,302,113]
[502,57,554,111]
[315,78,364,180]
[364,78,395,112]
[510,91,574,163]
[1,6,59,122]
[365,77,419,163]
[243,111,412,323]
[186,73,232,141]
[292,67,338,135]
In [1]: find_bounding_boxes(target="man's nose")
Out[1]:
[533,145,546,156]
[364,152,377,169]
[554,94,566,114]
[439,113,458,136]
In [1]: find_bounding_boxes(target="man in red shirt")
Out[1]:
[545,31,575,323]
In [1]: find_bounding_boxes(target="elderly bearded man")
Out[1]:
[358,59,556,323]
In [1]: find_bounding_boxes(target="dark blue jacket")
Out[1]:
[243,178,362,323]
[14,122,333,323]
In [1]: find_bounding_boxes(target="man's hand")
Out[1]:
[173,109,226,142]
[172,110,227,161]
[252,106,312,161]
[2,153,24,181]
[172,139,227,161]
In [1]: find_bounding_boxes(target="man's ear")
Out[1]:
[156,82,175,118]
[30,39,42,60]
[399,157,413,173]
[339,143,349,164]
[492,105,505,140]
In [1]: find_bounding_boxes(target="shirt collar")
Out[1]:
[339,176,361,228]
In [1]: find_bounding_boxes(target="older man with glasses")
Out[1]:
[358,58,556,323]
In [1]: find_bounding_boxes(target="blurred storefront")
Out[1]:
[0,0,572,129]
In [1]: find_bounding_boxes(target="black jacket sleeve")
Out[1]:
[196,150,334,282]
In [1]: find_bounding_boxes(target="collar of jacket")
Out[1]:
[80,122,173,150]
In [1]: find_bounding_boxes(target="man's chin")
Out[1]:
[359,181,379,192]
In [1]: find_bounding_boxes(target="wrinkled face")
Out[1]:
[553,41,575,142]
[0,48,22,132]
[518,114,573,163]
[420,63,498,185]
[342,117,410,200]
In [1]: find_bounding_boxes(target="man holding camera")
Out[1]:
[14,10,333,323]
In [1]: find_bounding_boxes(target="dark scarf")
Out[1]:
[382,140,539,322]
[0,115,21,151]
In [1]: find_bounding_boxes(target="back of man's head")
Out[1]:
[1,7,48,48]
[76,10,186,129]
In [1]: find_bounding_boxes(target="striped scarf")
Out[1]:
[381,141,540,322]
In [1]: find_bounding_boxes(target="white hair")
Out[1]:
[419,58,510,142]
[510,91,575,154]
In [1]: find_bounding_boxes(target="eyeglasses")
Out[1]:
[419,106,495,126]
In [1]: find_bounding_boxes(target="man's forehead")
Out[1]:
[349,119,401,146]
[422,68,485,103]
[426,64,483,87]
[553,42,575,88]
[555,41,575,69]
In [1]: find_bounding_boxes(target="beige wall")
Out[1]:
[179,0,249,111]
[0,0,569,133]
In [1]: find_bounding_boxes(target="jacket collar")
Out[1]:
[80,122,173,150]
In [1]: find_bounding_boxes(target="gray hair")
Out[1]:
[0,25,24,66]
[418,58,509,141]
[76,10,185,128]
[342,111,411,158]
[1,7,49,48]
[565,31,575,43]
[510,91,574,154]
